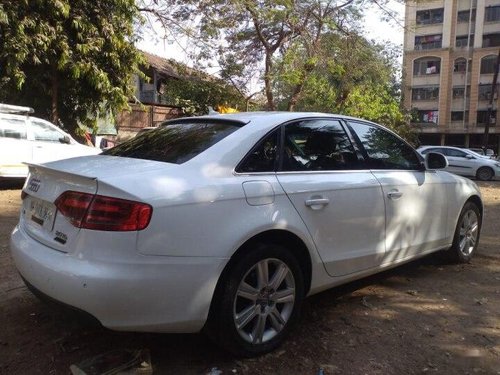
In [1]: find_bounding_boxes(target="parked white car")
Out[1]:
[0,104,100,178]
[417,145,500,181]
[11,113,483,356]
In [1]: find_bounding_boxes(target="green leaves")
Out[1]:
[0,0,142,135]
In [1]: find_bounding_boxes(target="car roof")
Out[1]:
[164,111,379,132]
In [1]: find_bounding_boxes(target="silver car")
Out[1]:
[418,145,500,181]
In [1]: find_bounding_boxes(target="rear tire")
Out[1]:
[445,201,481,263]
[476,167,494,181]
[206,243,304,357]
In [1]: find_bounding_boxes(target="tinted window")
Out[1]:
[238,129,279,173]
[348,121,421,170]
[104,122,239,164]
[444,148,467,158]
[31,120,64,142]
[0,117,27,139]
[282,120,360,171]
[420,147,442,155]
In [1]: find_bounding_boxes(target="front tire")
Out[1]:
[446,201,481,263]
[207,243,305,357]
[476,167,494,181]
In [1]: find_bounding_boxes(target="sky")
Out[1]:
[136,1,405,73]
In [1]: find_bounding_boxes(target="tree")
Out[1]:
[138,0,367,111]
[0,0,142,135]
[273,32,414,140]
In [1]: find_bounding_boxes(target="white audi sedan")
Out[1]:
[11,113,482,356]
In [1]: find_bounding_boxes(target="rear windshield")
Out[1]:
[103,122,240,164]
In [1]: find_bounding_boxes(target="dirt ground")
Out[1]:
[0,179,499,375]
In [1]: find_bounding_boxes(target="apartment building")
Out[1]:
[403,0,500,152]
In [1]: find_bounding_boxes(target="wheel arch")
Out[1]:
[466,194,483,218]
[204,229,313,334]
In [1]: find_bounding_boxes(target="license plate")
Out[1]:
[28,198,55,229]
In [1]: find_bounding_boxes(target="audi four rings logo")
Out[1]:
[28,178,41,192]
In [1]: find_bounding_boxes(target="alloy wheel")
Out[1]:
[459,209,479,256]
[233,258,295,345]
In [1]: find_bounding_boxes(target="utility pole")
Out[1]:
[483,48,500,150]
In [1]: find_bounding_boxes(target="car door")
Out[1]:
[276,119,386,277]
[347,120,449,261]
[0,115,32,177]
[442,148,476,177]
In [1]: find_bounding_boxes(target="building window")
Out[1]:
[454,58,472,73]
[457,9,476,22]
[451,111,469,121]
[477,110,497,125]
[453,86,471,99]
[478,84,499,101]
[483,33,500,48]
[412,87,439,101]
[413,57,441,76]
[485,5,500,22]
[416,8,444,25]
[481,55,498,74]
[456,35,474,48]
[415,34,442,50]
[416,110,439,123]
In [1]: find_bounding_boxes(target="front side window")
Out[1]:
[104,121,240,164]
[282,119,360,171]
[237,129,279,173]
[348,121,421,170]
[0,117,27,139]
[31,120,64,142]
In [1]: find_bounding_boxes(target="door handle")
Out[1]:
[305,198,330,208]
[387,190,403,200]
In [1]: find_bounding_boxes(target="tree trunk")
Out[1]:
[264,52,276,111]
[50,64,59,125]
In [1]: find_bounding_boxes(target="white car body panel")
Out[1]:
[10,112,483,333]
[276,171,386,277]
[371,170,449,260]
[0,113,100,178]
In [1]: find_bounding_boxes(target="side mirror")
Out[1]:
[425,152,448,170]
[59,135,71,144]
[465,154,474,159]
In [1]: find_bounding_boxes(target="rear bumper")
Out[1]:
[10,224,227,333]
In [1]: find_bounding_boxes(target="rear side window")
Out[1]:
[282,119,360,171]
[104,122,240,164]
[0,117,27,139]
[443,148,467,158]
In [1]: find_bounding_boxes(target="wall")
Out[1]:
[116,103,183,142]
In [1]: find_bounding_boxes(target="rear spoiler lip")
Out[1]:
[24,162,98,182]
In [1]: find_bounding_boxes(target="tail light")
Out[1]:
[55,191,152,231]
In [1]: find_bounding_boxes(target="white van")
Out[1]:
[0,104,101,178]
